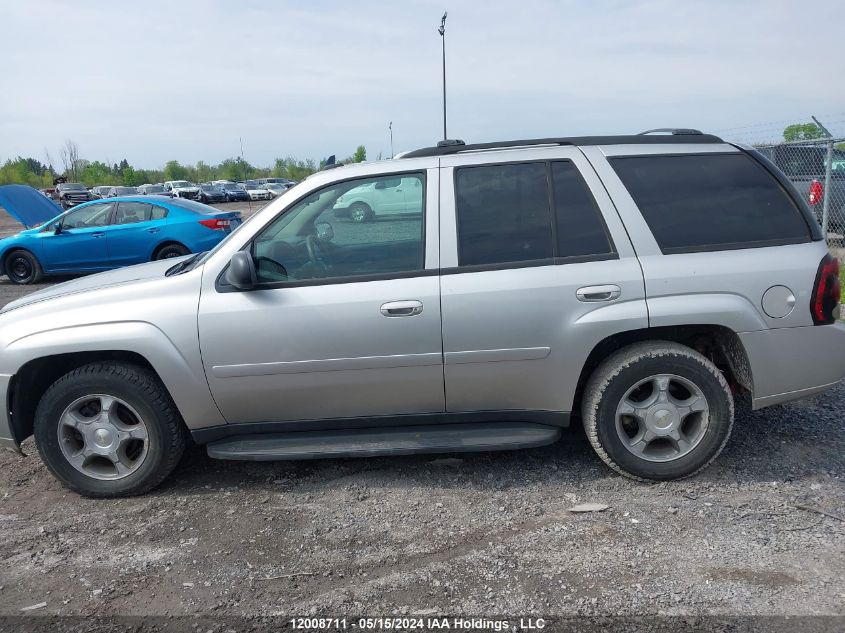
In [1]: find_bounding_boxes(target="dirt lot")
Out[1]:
[0,204,842,625]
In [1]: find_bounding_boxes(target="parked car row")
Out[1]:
[42,179,298,209]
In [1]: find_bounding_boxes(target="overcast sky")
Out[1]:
[1,0,844,168]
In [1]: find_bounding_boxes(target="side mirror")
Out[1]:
[315,221,334,242]
[374,181,386,189]
[53,224,63,235]
[226,251,257,290]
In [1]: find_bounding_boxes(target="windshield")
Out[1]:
[62,183,86,191]
[171,181,193,188]
[113,187,137,194]
[201,185,221,191]
[145,185,165,193]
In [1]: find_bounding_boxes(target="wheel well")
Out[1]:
[151,241,188,260]
[572,325,753,420]
[8,351,158,445]
[0,247,36,275]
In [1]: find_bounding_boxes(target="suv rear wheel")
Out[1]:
[581,341,733,481]
[33,363,186,497]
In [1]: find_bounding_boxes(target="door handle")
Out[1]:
[91,232,106,238]
[146,227,160,233]
[576,284,621,302]
[380,300,423,317]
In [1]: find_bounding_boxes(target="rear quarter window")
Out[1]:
[610,153,812,253]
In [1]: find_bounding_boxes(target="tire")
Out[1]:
[581,341,734,481]
[154,243,190,260]
[349,202,373,223]
[33,362,186,497]
[4,249,44,285]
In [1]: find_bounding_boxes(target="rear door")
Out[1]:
[41,202,113,271]
[438,147,648,417]
[106,201,167,265]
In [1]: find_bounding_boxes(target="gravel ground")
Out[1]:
[0,207,842,624]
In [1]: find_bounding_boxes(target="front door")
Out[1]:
[197,168,444,425]
[40,202,114,271]
[438,148,648,416]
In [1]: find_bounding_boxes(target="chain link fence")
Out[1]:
[754,139,845,243]
[716,116,845,249]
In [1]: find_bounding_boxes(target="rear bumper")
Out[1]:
[740,323,845,409]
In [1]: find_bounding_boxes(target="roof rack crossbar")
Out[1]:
[637,128,703,136]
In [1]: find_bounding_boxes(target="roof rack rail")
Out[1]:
[638,128,703,135]
[400,132,723,159]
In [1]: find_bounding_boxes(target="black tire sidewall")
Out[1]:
[34,369,176,496]
[593,352,732,480]
[5,250,40,285]
[156,245,189,260]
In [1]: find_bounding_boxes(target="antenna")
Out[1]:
[389,121,394,158]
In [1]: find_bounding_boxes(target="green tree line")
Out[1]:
[0,144,368,189]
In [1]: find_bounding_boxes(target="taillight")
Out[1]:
[811,254,841,325]
[199,218,231,231]
[808,179,824,205]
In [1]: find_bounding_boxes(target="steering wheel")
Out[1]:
[305,234,332,276]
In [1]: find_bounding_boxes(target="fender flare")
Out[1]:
[4,320,226,430]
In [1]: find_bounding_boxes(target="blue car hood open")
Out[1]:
[0,185,63,228]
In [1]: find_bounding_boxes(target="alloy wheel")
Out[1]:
[614,374,709,462]
[57,394,149,480]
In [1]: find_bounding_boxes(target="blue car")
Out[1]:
[218,182,250,202]
[0,185,242,284]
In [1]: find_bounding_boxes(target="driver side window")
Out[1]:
[62,203,115,229]
[251,172,425,284]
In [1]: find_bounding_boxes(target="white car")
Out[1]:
[332,175,423,222]
[242,181,272,201]
[262,183,289,198]
[163,180,201,200]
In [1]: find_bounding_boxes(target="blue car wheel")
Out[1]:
[5,249,44,285]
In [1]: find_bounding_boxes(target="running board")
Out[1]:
[205,422,561,461]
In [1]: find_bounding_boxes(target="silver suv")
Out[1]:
[1,131,843,497]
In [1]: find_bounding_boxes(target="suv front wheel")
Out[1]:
[34,363,186,497]
[581,341,734,481]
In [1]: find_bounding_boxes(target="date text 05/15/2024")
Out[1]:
[289,617,547,630]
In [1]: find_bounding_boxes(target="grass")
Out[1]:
[841,267,845,290]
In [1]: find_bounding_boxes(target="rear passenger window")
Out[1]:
[455,161,615,267]
[552,161,614,258]
[151,205,168,220]
[455,163,552,266]
[611,153,811,253]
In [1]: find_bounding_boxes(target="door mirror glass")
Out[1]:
[315,221,334,242]
[226,251,257,290]
[53,223,63,235]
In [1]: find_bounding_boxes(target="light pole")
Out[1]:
[438,12,447,141]
[389,121,394,157]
